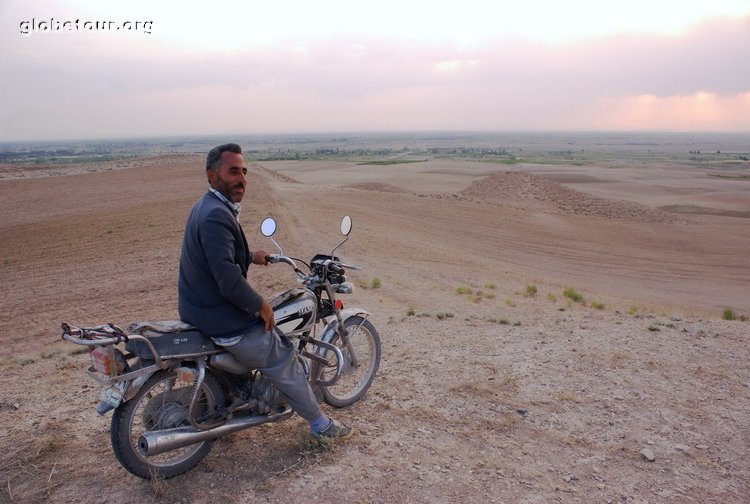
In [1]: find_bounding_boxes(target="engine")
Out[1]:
[250,375,287,414]
[247,356,308,415]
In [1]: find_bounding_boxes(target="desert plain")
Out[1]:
[0,145,748,503]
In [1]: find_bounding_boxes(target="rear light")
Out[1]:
[90,346,126,375]
[335,300,344,310]
[175,366,196,383]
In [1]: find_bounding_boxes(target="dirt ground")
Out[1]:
[0,155,748,503]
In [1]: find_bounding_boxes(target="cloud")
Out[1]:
[1,11,748,139]
[589,92,750,131]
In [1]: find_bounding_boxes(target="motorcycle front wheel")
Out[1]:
[110,368,225,479]
[317,315,381,407]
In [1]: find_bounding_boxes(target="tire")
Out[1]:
[110,368,225,479]
[318,316,381,408]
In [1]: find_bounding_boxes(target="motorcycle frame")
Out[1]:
[61,301,367,424]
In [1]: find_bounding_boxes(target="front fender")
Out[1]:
[316,308,370,352]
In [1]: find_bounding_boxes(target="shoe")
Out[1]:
[312,419,354,441]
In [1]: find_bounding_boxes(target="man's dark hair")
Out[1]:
[206,143,242,171]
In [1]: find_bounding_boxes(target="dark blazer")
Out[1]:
[178,191,263,338]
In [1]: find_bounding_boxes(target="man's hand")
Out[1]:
[252,250,269,265]
[258,299,275,332]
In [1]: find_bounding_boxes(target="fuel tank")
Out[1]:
[269,288,317,336]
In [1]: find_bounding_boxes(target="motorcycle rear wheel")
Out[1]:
[110,368,225,479]
[318,316,381,407]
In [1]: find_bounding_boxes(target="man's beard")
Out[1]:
[216,178,245,203]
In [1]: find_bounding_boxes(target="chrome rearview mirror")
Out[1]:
[260,217,283,253]
[340,215,352,236]
[260,217,277,237]
[332,215,352,256]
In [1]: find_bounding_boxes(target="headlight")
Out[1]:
[336,282,354,294]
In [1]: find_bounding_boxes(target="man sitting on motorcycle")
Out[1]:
[177,142,352,441]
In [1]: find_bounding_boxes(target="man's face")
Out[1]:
[209,152,247,203]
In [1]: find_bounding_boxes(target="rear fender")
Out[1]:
[121,360,172,402]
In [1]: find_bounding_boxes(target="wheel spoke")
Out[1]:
[112,369,225,478]
[320,316,381,407]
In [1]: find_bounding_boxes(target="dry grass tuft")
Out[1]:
[454,412,522,441]
[148,468,177,498]
[554,390,579,402]
[610,350,632,368]
[40,342,89,360]
[450,374,519,399]
[1,421,74,502]
[473,412,522,433]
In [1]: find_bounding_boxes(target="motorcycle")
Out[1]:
[61,215,381,479]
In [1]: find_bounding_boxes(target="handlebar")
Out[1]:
[266,254,307,280]
[324,260,345,275]
[266,254,292,266]
[266,253,360,283]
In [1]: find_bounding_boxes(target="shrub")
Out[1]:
[297,432,337,453]
[563,288,583,303]
[484,282,497,290]
[454,286,472,295]
[18,355,36,366]
[591,301,605,310]
[524,284,537,297]
[371,277,382,289]
[546,293,557,302]
[722,308,736,321]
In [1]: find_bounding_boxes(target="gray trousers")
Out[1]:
[222,324,322,421]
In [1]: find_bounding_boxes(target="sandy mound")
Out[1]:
[460,171,679,223]
[256,164,302,184]
[343,182,413,194]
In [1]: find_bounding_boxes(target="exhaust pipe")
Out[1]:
[138,408,293,456]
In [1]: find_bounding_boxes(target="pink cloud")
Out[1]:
[590,92,750,131]
[2,13,749,139]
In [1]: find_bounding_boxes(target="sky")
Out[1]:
[1,0,749,141]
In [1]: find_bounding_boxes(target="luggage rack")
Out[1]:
[61,322,169,386]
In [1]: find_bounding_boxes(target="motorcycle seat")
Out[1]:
[127,320,197,336]
[124,320,217,359]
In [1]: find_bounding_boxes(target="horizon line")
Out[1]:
[2,128,749,145]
